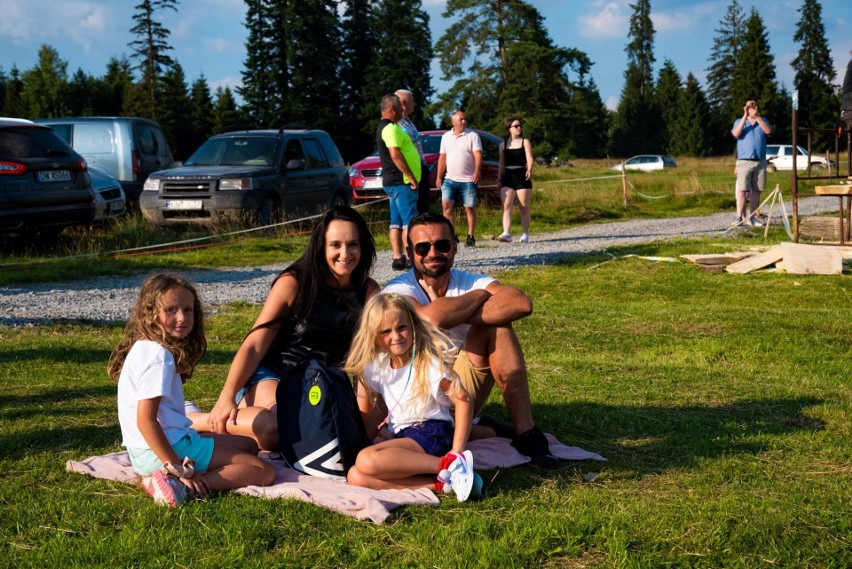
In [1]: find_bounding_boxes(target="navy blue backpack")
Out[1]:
[276,359,371,480]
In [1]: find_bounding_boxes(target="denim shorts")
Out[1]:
[396,419,454,457]
[235,364,281,405]
[127,429,214,476]
[384,183,419,229]
[441,179,478,208]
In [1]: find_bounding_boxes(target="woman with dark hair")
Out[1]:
[192,206,378,450]
[496,117,534,244]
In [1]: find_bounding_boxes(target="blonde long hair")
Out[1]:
[344,294,463,419]
[107,274,207,382]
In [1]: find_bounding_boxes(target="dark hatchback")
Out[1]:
[0,119,95,235]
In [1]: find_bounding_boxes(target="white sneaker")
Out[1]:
[497,233,513,243]
[519,233,529,244]
[184,400,202,414]
[750,216,764,227]
[446,451,475,502]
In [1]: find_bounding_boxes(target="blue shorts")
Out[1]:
[441,179,478,208]
[235,364,281,404]
[383,183,419,229]
[127,429,214,476]
[395,419,454,457]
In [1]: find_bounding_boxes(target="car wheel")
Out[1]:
[767,163,777,173]
[256,197,279,226]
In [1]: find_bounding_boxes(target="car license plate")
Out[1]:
[108,201,124,212]
[166,200,203,210]
[364,179,383,189]
[37,170,71,182]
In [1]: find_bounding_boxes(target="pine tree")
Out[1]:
[102,57,134,116]
[188,75,215,155]
[338,0,379,162]
[3,66,24,118]
[704,0,745,153]
[284,0,342,132]
[730,9,784,142]
[668,73,713,157]
[158,63,193,159]
[212,86,240,134]
[792,0,836,150]
[609,0,662,157]
[240,0,284,127]
[128,0,179,120]
[656,59,682,152]
[20,45,69,118]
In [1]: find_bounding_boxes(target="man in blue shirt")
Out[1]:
[731,98,772,226]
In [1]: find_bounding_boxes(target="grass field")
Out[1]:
[2,233,851,567]
[2,157,851,567]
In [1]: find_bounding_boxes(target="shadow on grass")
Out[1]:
[480,396,825,491]
[0,346,114,364]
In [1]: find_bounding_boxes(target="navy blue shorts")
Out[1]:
[396,420,454,457]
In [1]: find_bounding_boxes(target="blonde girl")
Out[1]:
[110,274,274,507]
[344,293,481,501]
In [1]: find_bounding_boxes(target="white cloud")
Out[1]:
[578,2,629,40]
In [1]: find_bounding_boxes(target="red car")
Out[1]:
[349,129,502,202]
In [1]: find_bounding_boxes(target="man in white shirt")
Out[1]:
[383,212,559,467]
[436,110,482,247]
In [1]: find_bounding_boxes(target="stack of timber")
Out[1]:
[681,243,852,275]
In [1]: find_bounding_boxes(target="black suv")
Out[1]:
[0,119,95,236]
[140,128,350,226]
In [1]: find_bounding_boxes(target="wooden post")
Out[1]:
[621,163,627,209]
[792,106,799,241]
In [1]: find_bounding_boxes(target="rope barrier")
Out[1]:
[0,198,390,269]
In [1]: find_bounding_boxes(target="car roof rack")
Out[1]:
[278,124,311,132]
[218,124,260,134]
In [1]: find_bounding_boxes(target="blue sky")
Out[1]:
[1,0,850,111]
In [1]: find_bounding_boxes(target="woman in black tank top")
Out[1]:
[192,206,379,450]
[496,117,534,244]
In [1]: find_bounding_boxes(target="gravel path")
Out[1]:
[0,197,836,326]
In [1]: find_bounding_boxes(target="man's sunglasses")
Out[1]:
[413,239,452,257]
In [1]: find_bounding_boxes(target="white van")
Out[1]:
[34,117,174,201]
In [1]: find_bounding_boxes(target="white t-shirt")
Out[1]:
[363,353,452,433]
[117,340,193,449]
[439,129,482,182]
[383,268,496,349]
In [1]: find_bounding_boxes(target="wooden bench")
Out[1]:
[814,184,852,244]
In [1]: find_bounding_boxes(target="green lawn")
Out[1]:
[2,234,850,567]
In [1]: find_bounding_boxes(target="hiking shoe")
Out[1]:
[519,233,529,244]
[391,257,408,271]
[511,426,560,469]
[476,415,515,439]
[438,450,475,502]
[497,233,512,243]
[184,400,202,414]
[142,469,188,507]
[465,234,476,247]
[749,216,764,227]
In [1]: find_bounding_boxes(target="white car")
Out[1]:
[610,154,677,172]
[89,165,126,220]
[766,145,832,171]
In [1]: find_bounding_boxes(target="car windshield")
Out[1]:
[422,135,442,154]
[186,137,279,166]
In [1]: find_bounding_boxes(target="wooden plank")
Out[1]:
[815,185,852,195]
[725,245,784,274]
[681,252,753,266]
[779,242,843,275]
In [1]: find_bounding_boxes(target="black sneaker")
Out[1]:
[511,425,560,468]
[391,257,407,270]
[465,234,476,247]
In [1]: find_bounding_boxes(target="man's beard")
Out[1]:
[416,256,450,278]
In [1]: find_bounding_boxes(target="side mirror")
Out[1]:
[286,158,306,171]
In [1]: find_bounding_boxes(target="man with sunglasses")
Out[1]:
[383,213,559,468]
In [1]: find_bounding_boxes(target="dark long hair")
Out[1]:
[272,205,375,322]
[503,116,522,146]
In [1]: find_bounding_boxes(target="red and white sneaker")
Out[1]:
[438,450,475,502]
